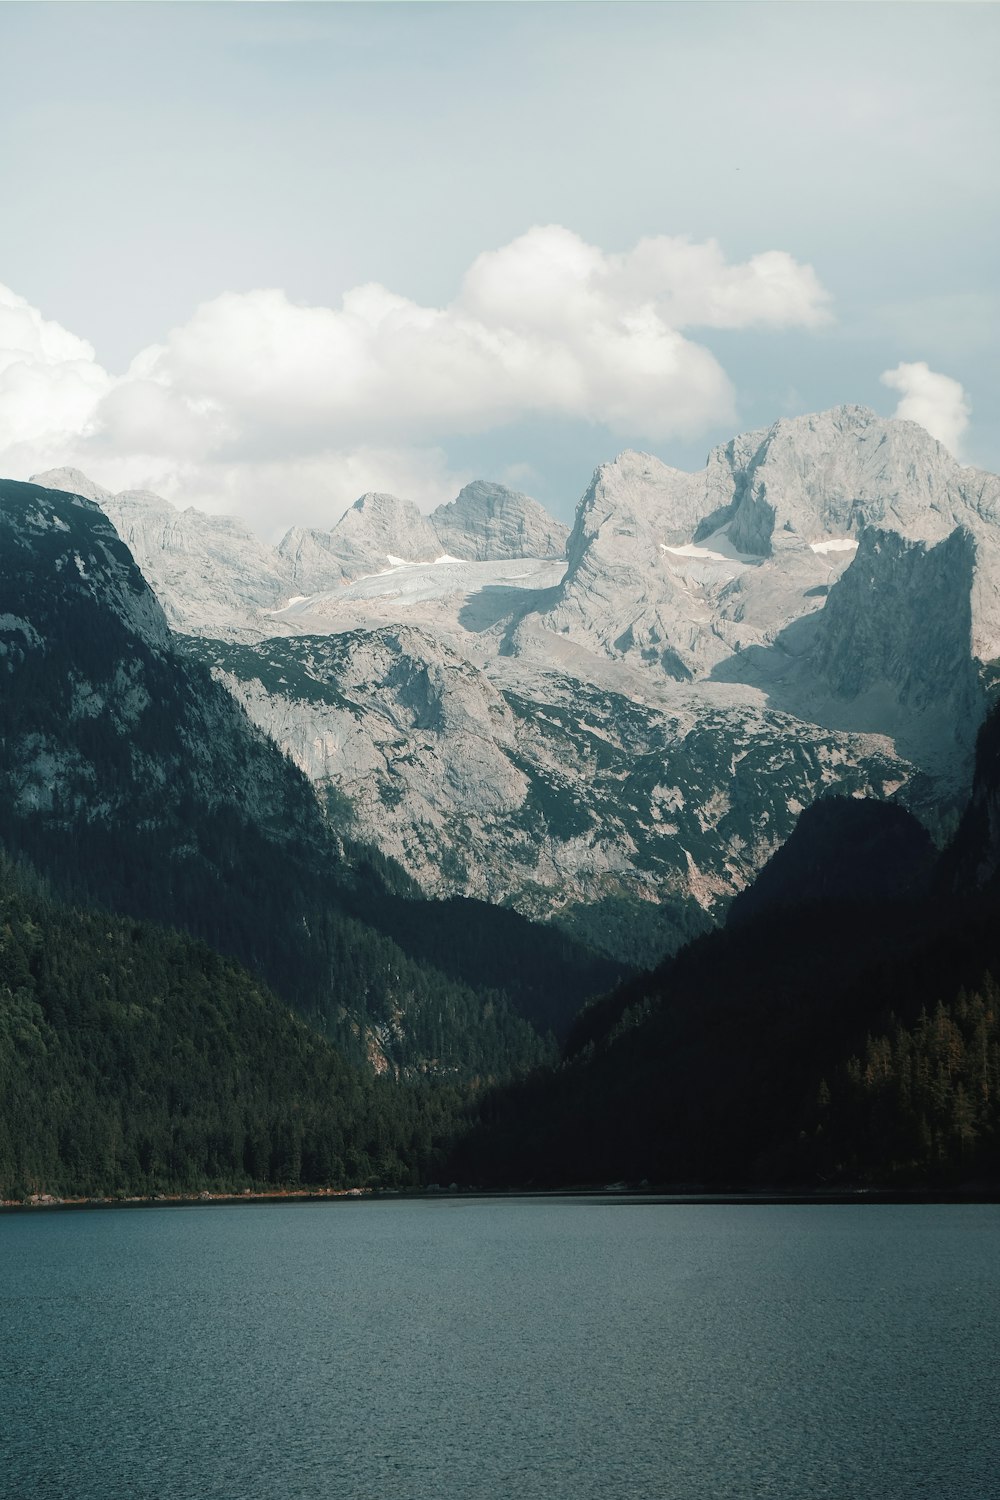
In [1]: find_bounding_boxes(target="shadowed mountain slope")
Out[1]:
[0,478,615,1081]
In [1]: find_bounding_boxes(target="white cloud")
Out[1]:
[880,360,971,456]
[462,228,831,335]
[0,282,111,459]
[155,448,470,540]
[121,228,829,450]
[0,227,832,527]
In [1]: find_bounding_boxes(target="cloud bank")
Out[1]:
[1,227,831,529]
[880,360,971,457]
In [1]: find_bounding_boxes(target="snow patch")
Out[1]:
[810,538,859,555]
[660,527,756,567]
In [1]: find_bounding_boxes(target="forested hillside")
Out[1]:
[451,786,1000,1190]
[0,855,460,1199]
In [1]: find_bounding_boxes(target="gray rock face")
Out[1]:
[29,407,1000,961]
[814,527,977,711]
[31,467,294,639]
[521,443,849,683]
[430,480,569,562]
[186,628,909,963]
[279,492,443,593]
[785,526,984,786]
[525,407,1000,689]
[27,466,113,507]
[530,450,730,681]
[723,405,1000,553]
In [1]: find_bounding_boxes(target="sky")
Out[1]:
[0,1,997,538]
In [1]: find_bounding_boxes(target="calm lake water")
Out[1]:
[1,1198,998,1500]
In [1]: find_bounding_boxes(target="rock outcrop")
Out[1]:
[279,492,443,593]
[430,480,568,562]
[529,408,1000,684]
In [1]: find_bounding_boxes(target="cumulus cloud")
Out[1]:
[462,228,832,335]
[0,282,111,462]
[0,228,832,526]
[119,228,829,451]
[880,360,971,456]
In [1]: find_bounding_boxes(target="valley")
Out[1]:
[3,405,1000,1196]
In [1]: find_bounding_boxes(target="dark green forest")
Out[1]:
[450,794,1000,1191]
[0,853,462,1199]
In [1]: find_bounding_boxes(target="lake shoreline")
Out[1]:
[3,1183,999,1214]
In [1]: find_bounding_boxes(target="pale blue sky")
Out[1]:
[1,2,996,530]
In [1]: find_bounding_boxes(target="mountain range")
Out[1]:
[0,477,620,1089]
[31,405,997,962]
[4,403,1000,1195]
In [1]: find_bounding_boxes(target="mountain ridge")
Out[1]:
[28,404,1000,960]
[0,477,616,1074]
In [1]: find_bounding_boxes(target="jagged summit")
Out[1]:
[331,490,442,563]
[716,405,998,556]
[525,405,1000,683]
[431,480,568,562]
[281,482,569,592]
[343,490,439,542]
[279,491,442,594]
[27,465,572,635]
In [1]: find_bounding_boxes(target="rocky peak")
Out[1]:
[566,451,714,568]
[278,491,442,593]
[430,480,568,562]
[29,467,293,636]
[30,466,115,506]
[722,405,999,556]
[522,408,1000,690]
[529,450,743,680]
[336,491,441,560]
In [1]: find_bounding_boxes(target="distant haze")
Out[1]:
[0,2,996,536]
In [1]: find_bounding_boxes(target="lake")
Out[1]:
[1,1198,997,1499]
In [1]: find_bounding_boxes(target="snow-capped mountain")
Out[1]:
[30,406,998,961]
